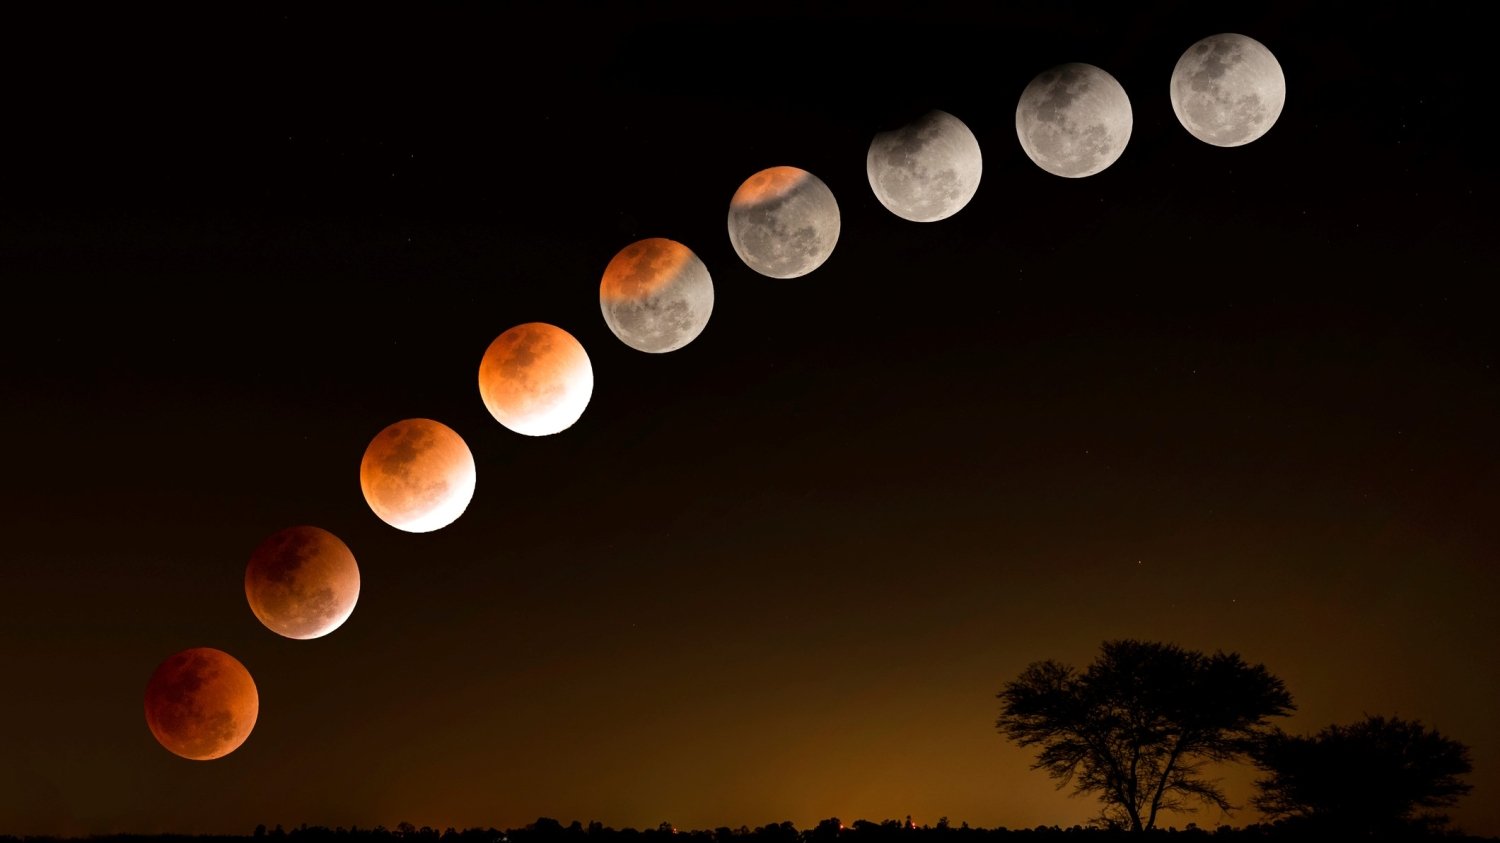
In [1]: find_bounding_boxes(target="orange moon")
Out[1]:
[359,418,476,533]
[478,322,593,436]
[144,647,258,761]
[245,525,360,639]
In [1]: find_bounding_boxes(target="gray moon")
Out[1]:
[727,166,840,278]
[1170,33,1286,147]
[1015,63,1133,178]
[599,238,714,353]
[866,110,983,222]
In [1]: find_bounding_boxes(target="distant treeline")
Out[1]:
[3,816,1496,843]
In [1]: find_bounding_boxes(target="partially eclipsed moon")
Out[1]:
[144,647,258,761]
[245,525,360,639]
[866,110,983,222]
[727,166,840,278]
[1170,33,1286,147]
[1016,63,1133,178]
[600,238,714,353]
[478,322,593,436]
[359,418,476,532]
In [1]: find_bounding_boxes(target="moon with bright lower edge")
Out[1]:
[1170,33,1286,147]
[1016,63,1133,178]
[866,110,983,222]
[144,647,258,760]
[479,322,593,436]
[360,418,476,532]
[600,238,714,353]
[245,525,360,639]
[727,166,840,278]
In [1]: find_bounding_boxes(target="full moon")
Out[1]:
[360,418,476,532]
[866,110,983,222]
[245,525,360,639]
[727,166,840,278]
[479,322,593,436]
[1015,63,1133,178]
[600,238,714,353]
[144,647,258,761]
[1170,33,1286,147]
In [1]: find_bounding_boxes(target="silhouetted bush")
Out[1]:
[1252,714,1474,836]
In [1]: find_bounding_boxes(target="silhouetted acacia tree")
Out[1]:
[996,639,1294,832]
[1251,714,1474,835]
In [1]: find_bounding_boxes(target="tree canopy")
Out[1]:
[1251,714,1474,835]
[996,639,1294,832]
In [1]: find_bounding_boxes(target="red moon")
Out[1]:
[359,417,476,532]
[245,525,360,639]
[144,647,258,760]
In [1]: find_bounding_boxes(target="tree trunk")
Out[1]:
[1145,739,1188,831]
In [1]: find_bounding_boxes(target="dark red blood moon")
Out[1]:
[143,647,258,760]
[245,525,360,639]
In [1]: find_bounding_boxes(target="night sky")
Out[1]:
[2,1,1497,837]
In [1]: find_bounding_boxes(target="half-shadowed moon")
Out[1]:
[727,166,840,278]
[600,238,714,353]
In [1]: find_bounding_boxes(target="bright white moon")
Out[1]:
[866,109,983,222]
[727,166,840,278]
[1170,33,1286,147]
[1016,63,1133,178]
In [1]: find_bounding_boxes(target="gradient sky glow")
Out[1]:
[1,2,1496,838]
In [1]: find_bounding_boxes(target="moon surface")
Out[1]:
[600,238,714,353]
[245,525,360,640]
[479,322,593,436]
[866,110,983,222]
[1170,33,1286,147]
[727,166,840,278]
[1016,63,1133,178]
[144,647,258,761]
[360,418,476,533]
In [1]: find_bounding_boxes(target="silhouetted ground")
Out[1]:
[4,817,1497,843]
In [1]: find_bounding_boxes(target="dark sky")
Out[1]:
[2,1,1497,837]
